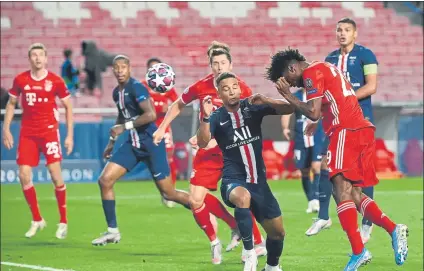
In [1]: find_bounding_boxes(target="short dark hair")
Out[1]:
[337,17,357,29]
[146,57,161,68]
[265,48,306,82]
[215,71,237,87]
[113,54,130,65]
[63,49,72,58]
[209,49,232,65]
[207,41,230,57]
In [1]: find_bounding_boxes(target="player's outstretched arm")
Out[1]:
[248,93,295,115]
[153,98,185,145]
[2,96,17,150]
[275,78,321,121]
[61,97,74,155]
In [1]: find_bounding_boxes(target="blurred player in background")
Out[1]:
[2,43,74,239]
[153,41,266,264]
[306,18,379,241]
[142,57,179,208]
[266,48,408,270]
[91,55,190,246]
[281,88,325,214]
[197,72,294,271]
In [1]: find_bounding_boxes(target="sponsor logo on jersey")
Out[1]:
[307,89,317,95]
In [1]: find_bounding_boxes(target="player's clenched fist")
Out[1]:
[152,128,165,146]
[202,95,213,118]
[2,129,14,150]
[248,93,269,105]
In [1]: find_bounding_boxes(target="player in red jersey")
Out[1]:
[266,48,409,270]
[153,41,266,264]
[2,43,74,239]
[142,57,179,208]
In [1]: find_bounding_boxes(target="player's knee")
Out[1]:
[98,174,115,190]
[188,195,204,209]
[268,229,286,241]
[19,171,32,186]
[232,191,251,208]
[300,168,310,177]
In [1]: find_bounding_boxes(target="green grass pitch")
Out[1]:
[1,177,423,271]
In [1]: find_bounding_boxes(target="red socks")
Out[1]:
[193,203,217,241]
[55,184,67,224]
[23,184,42,222]
[169,159,177,186]
[359,197,396,234]
[337,200,364,255]
[204,193,237,229]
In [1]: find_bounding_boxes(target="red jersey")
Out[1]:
[9,70,70,136]
[180,73,253,119]
[142,80,178,126]
[305,62,373,135]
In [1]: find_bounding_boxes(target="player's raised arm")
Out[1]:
[196,96,214,149]
[248,93,294,115]
[153,97,185,145]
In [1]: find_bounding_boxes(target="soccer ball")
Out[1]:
[145,63,176,93]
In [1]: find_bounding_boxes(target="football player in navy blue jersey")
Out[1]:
[197,72,294,271]
[91,55,190,246]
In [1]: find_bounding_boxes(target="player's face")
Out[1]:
[283,63,304,88]
[29,49,47,70]
[211,54,232,78]
[218,77,241,107]
[113,59,131,84]
[336,23,357,47]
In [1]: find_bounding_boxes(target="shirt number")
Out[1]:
[329,66,356,97]
[46,142,60,158]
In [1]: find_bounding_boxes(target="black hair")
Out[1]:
[215,71,237,87]
[209,49,232,65]
[63,49,72,58]
[337,17,357,29]
[113,54,130,65]
[146,57,161,68]
[265,48,306,82]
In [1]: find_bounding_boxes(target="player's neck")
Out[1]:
[118,78,130,90]
[225,103,240,113]
[340,43,355,55]
[31,68,47,80]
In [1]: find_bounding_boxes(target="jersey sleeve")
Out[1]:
[303,67,325,101]
[134,82,150,103]
[167,88,179,102]
[180,84,197,104]
[361,49,378,75]
[9,76,21,98]
[55,78,71,99]
[238,78,253,98]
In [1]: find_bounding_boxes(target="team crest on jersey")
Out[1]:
[305,78,313,89]
[44,80,52,92]
[242,107,251,119]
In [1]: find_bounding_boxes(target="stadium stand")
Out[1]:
[1,1,423,105]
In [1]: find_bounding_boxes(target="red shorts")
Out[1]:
[327,127,379,187]
[17,129,62,166]
[190,145,223,191]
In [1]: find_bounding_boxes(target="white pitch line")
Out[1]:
[1,262,75,271]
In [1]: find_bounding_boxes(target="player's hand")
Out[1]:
[2,129,14,150]
[103,142,114,159]
[275,77,291,97]
[202,95,213,118]
[188,135,199,151]
[110,124,125,138]
[248,93,269,105]
[153,128,165,146]
[304,121,318,136]
[64,135,74,155]
[282,128,291,140]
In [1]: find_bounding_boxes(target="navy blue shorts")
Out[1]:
[109,137,170,181]
[294,144,323,169]
[220,180,282,223]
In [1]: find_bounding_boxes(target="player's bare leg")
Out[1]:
[161,151,177,208]
[306,156,332,236]
[259,216,285,271]
[19,165,46,238]
[351,186,409,266]
[332,174,371,270]
[47,161,68,239]
[155,175,190,208]
[229,186,257,270]
[189,184,223,264]
[92,162,127,246]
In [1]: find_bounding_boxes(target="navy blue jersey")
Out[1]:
[325,44,378,122]
[112,77,156,147]
[293,89,325,148]
[209,99,278,184]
